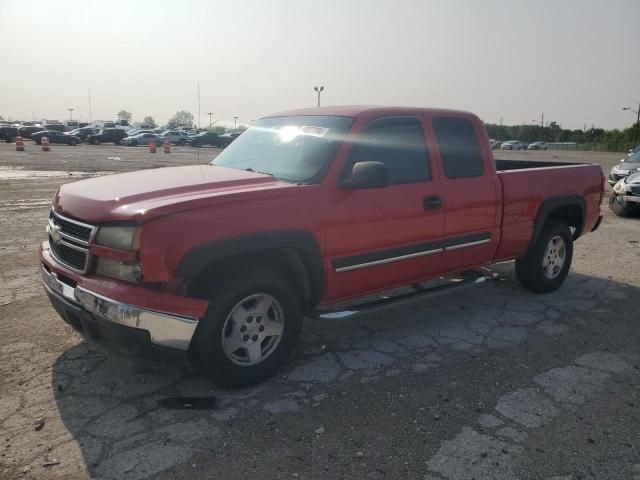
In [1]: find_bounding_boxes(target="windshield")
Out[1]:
[623,151,640,164]
[211,115,353,183]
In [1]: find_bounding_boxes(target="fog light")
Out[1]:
[96,257,142,282]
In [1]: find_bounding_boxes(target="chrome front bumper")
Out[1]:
[41,266,198,351]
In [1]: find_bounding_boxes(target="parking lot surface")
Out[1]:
[1,142,639,480]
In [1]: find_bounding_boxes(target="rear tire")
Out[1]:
[515,220,573,293]
[179,138,186,145]
[131,140,138,146]
[194,268,303,388]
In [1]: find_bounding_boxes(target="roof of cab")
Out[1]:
[263,105,473,119]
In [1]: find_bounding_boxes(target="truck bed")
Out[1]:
[494,161,603,262]
[495,159,579,171]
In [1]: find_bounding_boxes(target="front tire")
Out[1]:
[515,220,573,293]
[194,269,303,388]
[178,138,186,145]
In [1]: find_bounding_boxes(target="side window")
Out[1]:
[349,117,429,184]
[432,117,484,178]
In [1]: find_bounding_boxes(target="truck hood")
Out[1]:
[54,165,298,223]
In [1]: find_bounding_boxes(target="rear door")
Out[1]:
[428,115,501,272]
[324,115,445,301]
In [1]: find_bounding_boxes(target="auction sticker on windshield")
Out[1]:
[300,126,329,137]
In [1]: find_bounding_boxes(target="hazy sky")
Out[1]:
[1,0,638,129]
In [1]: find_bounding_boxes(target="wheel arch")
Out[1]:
[526,195,586,255]
[177,230,325,310]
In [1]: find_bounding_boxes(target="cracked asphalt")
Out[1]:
[1,143,639,479]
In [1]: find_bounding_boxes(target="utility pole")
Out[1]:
[313,86,324,107]
[67,108,74,121]
[88,90,92,123]
[208,112,213,127]
[541,112,544,128]
[233,116,238,130]
[197,83,201,129]
[623,104,640,149]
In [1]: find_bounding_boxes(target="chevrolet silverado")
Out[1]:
[40,106,605,387]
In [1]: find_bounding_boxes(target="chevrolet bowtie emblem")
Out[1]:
[49,223,63,244]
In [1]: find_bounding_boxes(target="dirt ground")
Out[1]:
[1,141,639,480]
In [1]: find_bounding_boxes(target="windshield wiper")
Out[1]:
[245,167,274,177]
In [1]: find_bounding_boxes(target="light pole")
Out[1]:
[208,112,213,127]
[233,116,238,130]
[67,108,74,121]
[314,86,324,107]
[88,90,92,123]
[622,104,640,149]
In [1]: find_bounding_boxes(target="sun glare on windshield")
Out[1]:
[278,126,300,143]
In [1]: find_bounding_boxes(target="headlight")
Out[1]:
[96,226,139,250]
[96,258,142,282]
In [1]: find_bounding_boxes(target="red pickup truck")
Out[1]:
[40,106,604,387]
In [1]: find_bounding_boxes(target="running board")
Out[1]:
[308,270,487,320]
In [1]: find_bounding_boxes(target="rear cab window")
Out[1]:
[432,117,484,178]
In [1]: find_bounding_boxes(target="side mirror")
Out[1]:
[341,161,390,189]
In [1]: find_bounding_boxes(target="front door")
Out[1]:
[324,115,445,302]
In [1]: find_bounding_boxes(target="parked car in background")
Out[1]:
[68,126,99,141]
[124,129,154,138]
[500,140,526,150]
[189,131,227,147]
[64,121,79,131]
[0,126,20,142]
[489,139,501,149]
[122,132,164,146]
[87,128,128,145]
[219,132,241,146]
[609,171,640,217]
[18,126,46,139]
[31,130,80,145]
[159,130,189,145]
[528,141,548,151]
[627,145,640,157]
[42,124,66,133]
[608,151,640,186]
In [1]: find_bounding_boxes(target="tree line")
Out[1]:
[485,120,639,152]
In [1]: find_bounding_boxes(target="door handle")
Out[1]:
[422,196,442,210]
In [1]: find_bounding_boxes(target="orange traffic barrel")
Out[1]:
[42,137,50,152]
[163,140,170,154]
[149,142,156,153]
[15,136,24,151]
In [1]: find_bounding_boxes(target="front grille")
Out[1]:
[52,215,92,241]
[49,238,88,271]
[48,209,96,273]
